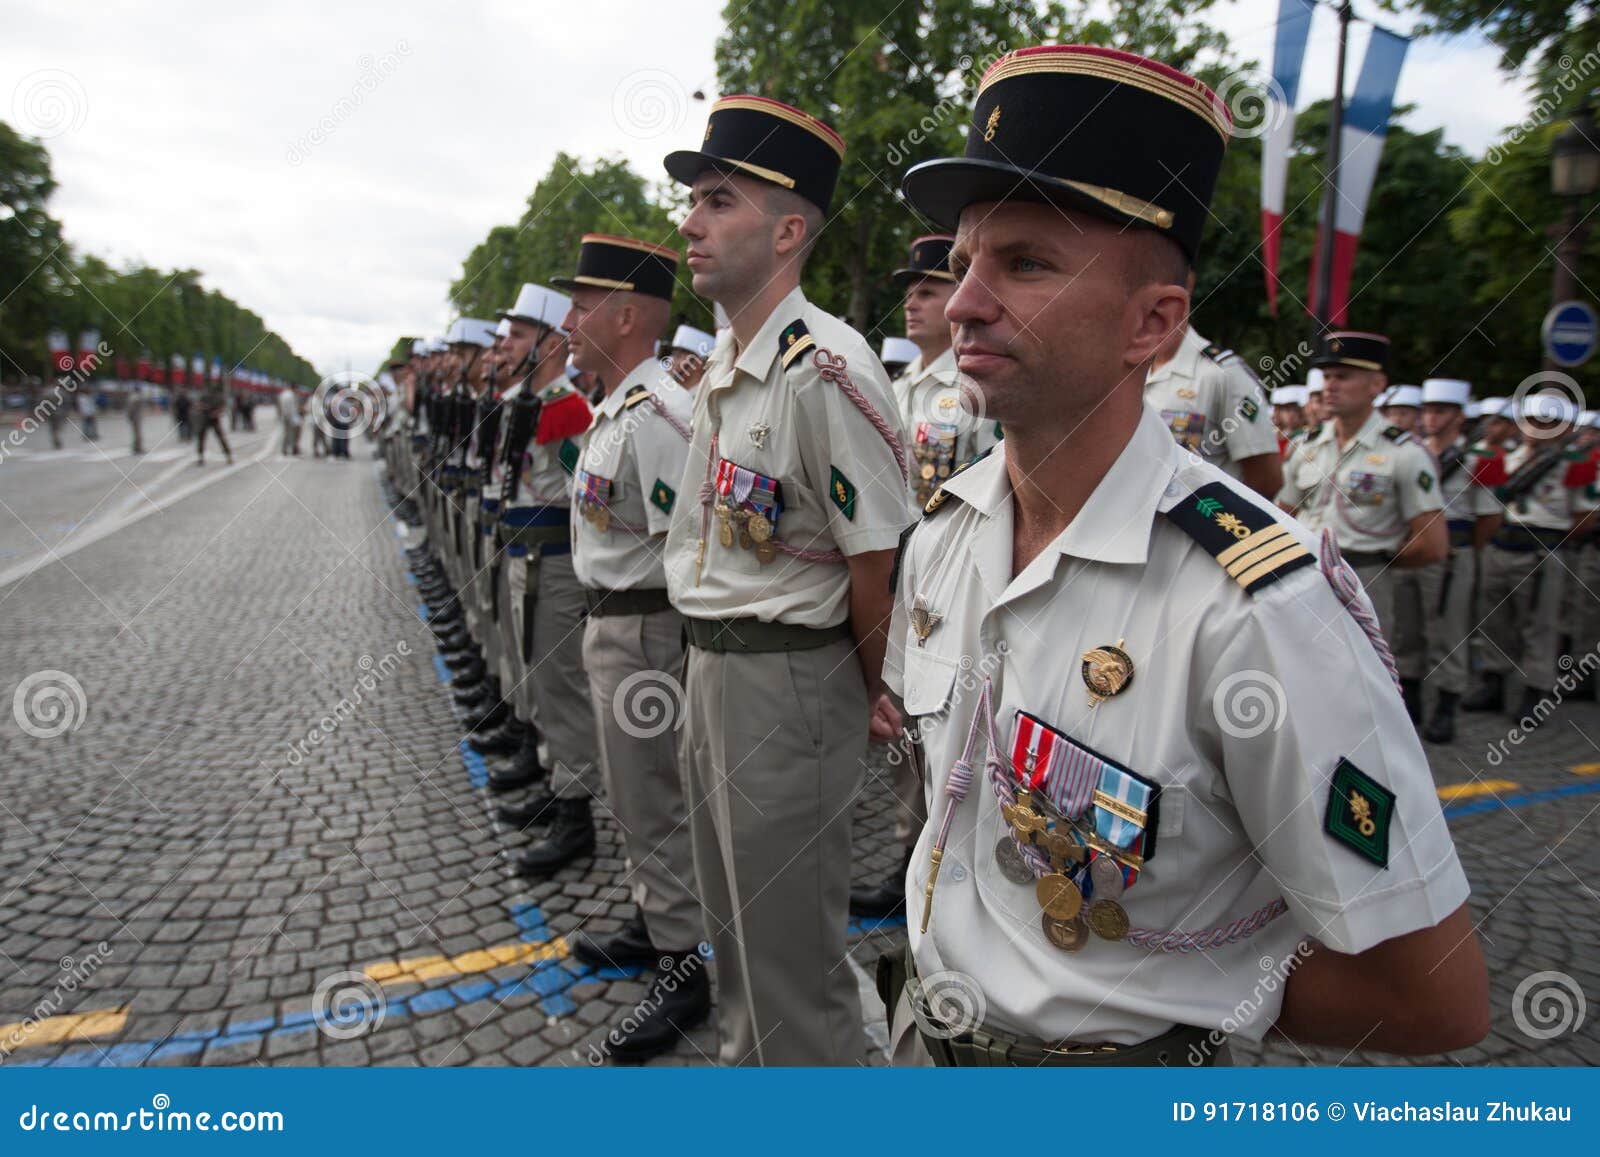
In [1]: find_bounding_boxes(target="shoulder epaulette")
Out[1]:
[779,319,814,370]
[1302,422,1322,440]
[889,521,917,596]
[1382,425,1412,445]
[1201,343,1235,364]
[1164,481,1315,596]
[622,383,652,410]
[921,445,993,516]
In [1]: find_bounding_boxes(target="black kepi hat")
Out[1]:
[890,234,956,285]
[901,45,1231,261]
[1309,331,1390,372]
[551,234,680,301]
[665,95,845,213]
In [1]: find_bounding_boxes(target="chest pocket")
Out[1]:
[1294,459,1324,493]
[1340,468,1394,508]
[900,643,961,719]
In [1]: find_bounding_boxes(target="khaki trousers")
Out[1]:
[583,609,702,951]
[679,638,868,1066]
[1417,547,1475,695]
[1479,545,1567,692]
[506,549,595,797]
[1392,570,1426,681]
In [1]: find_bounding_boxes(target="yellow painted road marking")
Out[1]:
[0,1007,128,1051]
[1570,762,1600,776]
[1436,780,1520,802]
[364,937,569,986]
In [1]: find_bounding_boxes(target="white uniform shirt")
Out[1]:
[1279,410,1443,553]
[892,347,1002,510]
[571,357,694,590]
[886,407,1468,1044]
[1144,326,1278,477]
[663,286,912,627]
[1495,442,1598,530]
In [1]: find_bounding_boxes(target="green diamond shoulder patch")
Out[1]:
[1324,757,1395,867]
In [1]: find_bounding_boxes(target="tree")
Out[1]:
[1399,1,1600,85]
[0,120,71,380]
[449,153,709,335]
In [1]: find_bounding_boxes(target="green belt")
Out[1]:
[883,947,1220,1068]
[583,587,674,617]
[683,617,849,654]
[504,523,569,549]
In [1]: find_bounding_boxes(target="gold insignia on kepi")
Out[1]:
[1081,639,1134,706]
[909,595,943,648]
[983,105,1001,142]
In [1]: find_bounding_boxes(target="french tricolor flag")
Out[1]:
[1261,0,1314,314]
[1307,27,1410,324]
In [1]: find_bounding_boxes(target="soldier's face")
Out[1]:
[1420,402,1461,439]
[500,320,541,371]
[680,171,781,305]
[903,278,956,344]
[562,288,627,378]
[1319,366,1383,417]
[1485,416,1515,444]
[946,201,1180,423]
[1383,405,1418,431]
[1273,404,1302,432]
[668,350,705,387]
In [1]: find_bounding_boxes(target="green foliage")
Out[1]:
[448,152,709,337]
[0,121,317,386]
[1397,0,1599,84]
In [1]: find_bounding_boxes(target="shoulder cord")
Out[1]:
[1317,528,1402,693]
[812,347,909,483]
[646,393,693,442]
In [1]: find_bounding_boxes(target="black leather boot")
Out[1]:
[848,847,912,918]
[569,912,658,968]
[1422,690,1459,745]
[444,647,481,672]
[1515,686,1550,726]
[466,721,523,756]
[1400,677,1423,724]
[488,732,545,793]
[451,660,487,690]
[605,952,712,1065]
[515,798,595,876]
[1461,672,1504,713]
[496,787,556,828]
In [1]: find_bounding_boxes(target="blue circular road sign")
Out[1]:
[1542,300,1599,367]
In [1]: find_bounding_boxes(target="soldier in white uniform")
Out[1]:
[1144,291,1281,498]
[880,335,917,380]
[1278,331,1447,699]
[883,42,1486,1067]
[666,323,714,389]
[1415,379,1505,743]
[1463,393,1598,724]
[556,234,709,1061]
[854,234,999,919]
[662,94,911,1065]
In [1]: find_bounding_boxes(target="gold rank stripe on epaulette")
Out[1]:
[921,444,993,515]
[1164,481,1315,595]
[622,384,652,410]
[779,319,814,369]
[1382,425,1413,445]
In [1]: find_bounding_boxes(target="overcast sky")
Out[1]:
[2,0,1537,377]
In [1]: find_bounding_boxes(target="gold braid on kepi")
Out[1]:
[900,45,1230,261]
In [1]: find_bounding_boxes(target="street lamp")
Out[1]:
[1546,104,1600,369]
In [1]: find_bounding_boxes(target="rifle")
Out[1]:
[476,356,503,489]
[495,339,549,510]
[1497,434,1584,508]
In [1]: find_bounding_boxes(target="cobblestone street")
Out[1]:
[1,416,1596,1068]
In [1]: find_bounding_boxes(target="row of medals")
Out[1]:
[579,500,612,533]
[914,447,955,506]
[996,788,1131,952]
[713,498,778,564]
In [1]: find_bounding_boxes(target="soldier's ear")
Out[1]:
[1124,279,1187,370]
